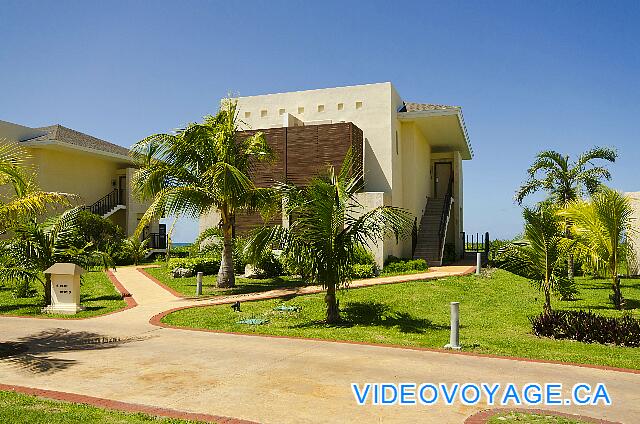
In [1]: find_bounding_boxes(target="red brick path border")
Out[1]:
[151,304,640,376]
[0,270,137,320]
[0,383,258,424]
[464,407,621,424]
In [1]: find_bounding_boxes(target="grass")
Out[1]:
[0,390,204,423]
[144,266,306,297]
[161,269,640,370]
[0,271,127,318]
[487,411,592,424]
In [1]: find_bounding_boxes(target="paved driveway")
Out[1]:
[0,267,637,423]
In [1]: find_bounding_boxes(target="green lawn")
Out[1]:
[161,269,640,370]
[0,271,127,318]
[144,266,306,297]
[487,411,592,424]
[0,391,204,423]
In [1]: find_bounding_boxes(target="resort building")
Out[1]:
[628,191,640,276]
[200,82,474,266]
[0,120,166,251]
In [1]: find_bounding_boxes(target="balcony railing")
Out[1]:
[147,233,168,250]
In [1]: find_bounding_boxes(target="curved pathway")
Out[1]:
[0,266,637,423]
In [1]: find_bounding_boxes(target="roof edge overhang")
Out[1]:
[397,109,473,160]
[20,140,133,164]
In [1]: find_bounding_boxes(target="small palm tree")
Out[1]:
[515,147,617,281]
[123,236,151,265]
[0,207,113,304]
[130,100,274,288]
[495,205,572,313]
[560,187,636,309]
[246,152,412,323]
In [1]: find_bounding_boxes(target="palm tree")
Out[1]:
[0,207,112,304]
[245,152,412,323]
[515,147,617,281]
[122,236,151,265]
[0,141,73,234]
[130,101,274,288]
[495,205,572,313]
[560,187,636,309]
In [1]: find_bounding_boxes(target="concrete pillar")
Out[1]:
[196,272,203,296]
[476,252,482,275]
[445,302,461,350]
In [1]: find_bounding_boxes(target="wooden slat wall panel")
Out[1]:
[286,125,318,186]
[234,122,364,234]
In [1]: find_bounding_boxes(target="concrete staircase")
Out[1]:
[413,198,448,266]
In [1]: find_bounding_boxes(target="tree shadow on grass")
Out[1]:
[295,301,447,334]
[0,328,145,374]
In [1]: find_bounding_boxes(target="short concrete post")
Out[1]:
[196,272,203,296]
[476,252,482,275]
[444,302,461,350]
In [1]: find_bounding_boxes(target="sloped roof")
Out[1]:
[44,263,86,275]
[24,124,130,158]
[399,102,460,112]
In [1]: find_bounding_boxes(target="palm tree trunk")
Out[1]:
[217,220,235,288]
[325,283,340,323]
[611,275,624,310]
[543,288,552,314]
[44,274,52,306]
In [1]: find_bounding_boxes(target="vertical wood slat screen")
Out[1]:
[234,122,364,235]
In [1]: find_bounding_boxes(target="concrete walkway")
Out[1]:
[0,266,637,423]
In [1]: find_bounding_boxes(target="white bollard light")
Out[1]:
[196,272,203,296]
[444,302,461,350]
[476,252,482,275]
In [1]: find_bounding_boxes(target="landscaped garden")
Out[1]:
[161,269,640,370]
[0,271,126,318]
[0,390,204,423]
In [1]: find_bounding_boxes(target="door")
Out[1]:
[118,176,127,205]
[434,162,452,199]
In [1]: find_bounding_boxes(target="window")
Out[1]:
[244,111,251,118]
[337,102,344,111]
[297,106,305,114]
[279,108,286,115]
[317,104,325,112]
[260,110,268,118]
[355,101,363,109]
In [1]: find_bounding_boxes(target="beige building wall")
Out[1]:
[627,192,640,276]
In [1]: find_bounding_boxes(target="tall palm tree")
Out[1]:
[515,147,617,280]
[0,207,112,304]
[0,141,73,234]
[560,187,636,310]
[130,101,275,288]
[245,152,412,323]
[495,205,572,313]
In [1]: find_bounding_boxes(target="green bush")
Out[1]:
[353,244,376,266]
[382,258,428,274]
[351,263,377,279]
[167,257,220,275]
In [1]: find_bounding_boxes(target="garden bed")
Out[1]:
[161,269,640,370]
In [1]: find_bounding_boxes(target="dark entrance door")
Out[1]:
[434,162,452,198]
[118,176,127,205]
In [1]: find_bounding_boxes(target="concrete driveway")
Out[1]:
[0,267,637,423]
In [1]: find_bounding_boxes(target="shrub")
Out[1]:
[382,258,428,274]
[351,263,377,279]
[253,252,284,278]
[530,310,640,347]
[73,210,125,250]
[167,257,220,275]
[353,244,376,266]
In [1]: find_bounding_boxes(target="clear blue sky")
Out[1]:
[2,1,638,242]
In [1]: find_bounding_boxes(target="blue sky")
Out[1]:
[1,1,638,242]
